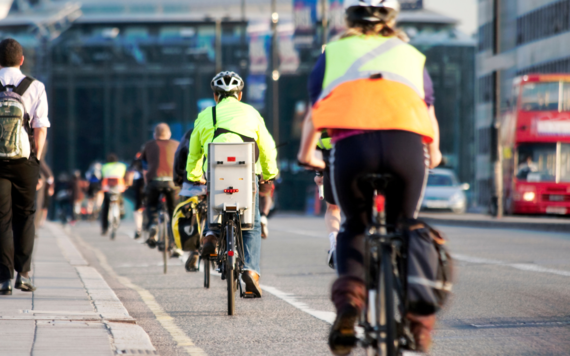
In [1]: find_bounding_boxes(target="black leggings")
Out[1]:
[331,130,428,280]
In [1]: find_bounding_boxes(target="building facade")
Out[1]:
[476,0,570,209]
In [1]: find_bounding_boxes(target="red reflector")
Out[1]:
[228,251,234,256]
[227,157,236,162]
[375,195,385,213]
[224,189,239,194]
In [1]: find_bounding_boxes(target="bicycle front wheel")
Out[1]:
[377,245,397,356]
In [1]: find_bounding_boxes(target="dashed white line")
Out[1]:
[454,254,570,277]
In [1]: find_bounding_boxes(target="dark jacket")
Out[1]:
[173,129,193,186]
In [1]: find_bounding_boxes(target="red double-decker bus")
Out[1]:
[501,74,570,215]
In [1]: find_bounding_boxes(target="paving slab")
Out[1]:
[0,222,156,355]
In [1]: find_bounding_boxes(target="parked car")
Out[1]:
[421,168,469,214]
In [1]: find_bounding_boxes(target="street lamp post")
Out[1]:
[271,0,279,143]
[321,0,328,47]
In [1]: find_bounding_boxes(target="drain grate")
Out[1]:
[116,350,158,355]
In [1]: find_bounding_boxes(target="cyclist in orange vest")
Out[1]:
[298,1,441,354]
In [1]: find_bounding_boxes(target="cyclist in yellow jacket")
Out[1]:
[186,71,278,297]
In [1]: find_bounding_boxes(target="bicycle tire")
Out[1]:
[378,245,397,356]
[204,257,210,289]
[162,215,168,274]
[226,221,236,316]
[227,265,235,315]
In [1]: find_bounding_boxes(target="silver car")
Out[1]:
[421,168,469,214]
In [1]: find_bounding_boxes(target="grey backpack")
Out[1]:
[0,77,34,160]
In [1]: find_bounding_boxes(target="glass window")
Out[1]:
[560,144,570,182]
[517,143,557,182]
[427,174,456,187]
[521,82,559,111]
[561,82,570,111]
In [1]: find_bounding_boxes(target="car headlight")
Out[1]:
[523,192,536,201]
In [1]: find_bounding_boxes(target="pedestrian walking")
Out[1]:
[0,38,49,295]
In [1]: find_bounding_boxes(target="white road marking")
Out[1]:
[70,230,208,356]
[260,284,336,324]
[454,254,570,277]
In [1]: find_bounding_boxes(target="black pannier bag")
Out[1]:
[404,219,453,315]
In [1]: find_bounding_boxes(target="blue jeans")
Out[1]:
[206,178,262,276]
[242,179,261,275]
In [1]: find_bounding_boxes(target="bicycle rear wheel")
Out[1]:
[204,257,210,288]
[162,215,168,274]
[378,245,397,356]
[226,221,236,315]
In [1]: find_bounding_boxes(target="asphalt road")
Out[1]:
[68,215,570,356]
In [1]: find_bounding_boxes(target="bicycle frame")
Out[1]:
[359,178,412,355]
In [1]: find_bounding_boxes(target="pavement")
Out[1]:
[419,211,570,232]
[0,222,156,356]
[3,215,570,355]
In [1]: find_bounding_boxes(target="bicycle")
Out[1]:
[357,173,412,356]
[212,202,256,316]
[186,196,213,288]
[106,184,122,240]
[156,195,171,274]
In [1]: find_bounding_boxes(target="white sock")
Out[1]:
[329,231,338,251]
[134,210,143,233]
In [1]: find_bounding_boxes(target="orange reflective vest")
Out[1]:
[312,35,434,143]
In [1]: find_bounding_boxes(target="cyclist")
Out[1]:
[186,71,278,297]
[258,180,274,239]
[297,1,442,354]
[86,162,103,219]
[313,132,341,268]
[101,154,128,236]
[141,123,180,252]
[126,149,146,239]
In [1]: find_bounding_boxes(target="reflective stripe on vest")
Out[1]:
[313,36,434,143]
[320,36,426,100]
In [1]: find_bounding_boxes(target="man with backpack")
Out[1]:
[0,39,49,295]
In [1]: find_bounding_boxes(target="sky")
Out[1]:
[423,0,478,35]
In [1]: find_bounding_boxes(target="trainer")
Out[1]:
[0,39,49,295]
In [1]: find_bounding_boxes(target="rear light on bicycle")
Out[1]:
[375,195,386,213]
[224,188,239,194]
[227,157,236,162]
[228,251,234,257]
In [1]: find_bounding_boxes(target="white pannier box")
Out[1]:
[207,142,256,230]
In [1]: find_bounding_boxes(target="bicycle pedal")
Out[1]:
[209,254,218,257]
[242,291,257,298]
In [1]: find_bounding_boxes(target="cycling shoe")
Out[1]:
[328,304,358,356]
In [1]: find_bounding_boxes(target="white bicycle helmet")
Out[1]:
[344,0,401,23]
[210,71,245,97]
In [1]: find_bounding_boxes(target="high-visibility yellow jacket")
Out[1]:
[101,162,127,192]
[312,35,434,143]
[186,97,279,182]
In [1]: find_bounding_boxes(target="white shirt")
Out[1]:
[0,67,50,128]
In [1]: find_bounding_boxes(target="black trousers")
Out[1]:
[331,131,428,280]
[145,181,177,229]
[0,158,40,280]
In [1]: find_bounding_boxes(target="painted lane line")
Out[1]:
[261,285,417,356]
[260,284,336,324]
[472,320,570,328]
[70,230,208,356]
[454,254,570,277]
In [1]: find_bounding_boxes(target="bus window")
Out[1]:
[521,82,559,111]
[561,144,570,182]
[517,143,557,182]
[562,83,570,112]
